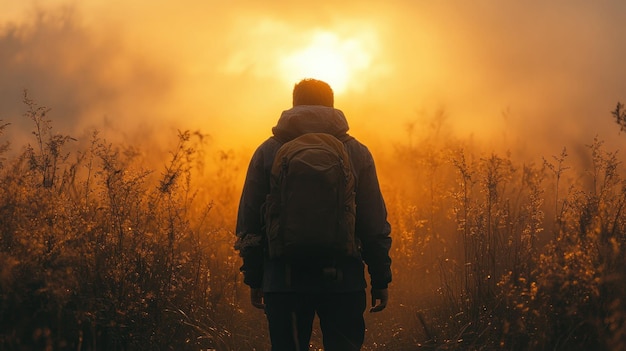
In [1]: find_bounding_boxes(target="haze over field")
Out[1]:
[1,1,625,158]
[3,3,626,349]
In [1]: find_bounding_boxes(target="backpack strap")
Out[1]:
[272,133,353,145]
[336,133,354,144]
[271,135,287,145]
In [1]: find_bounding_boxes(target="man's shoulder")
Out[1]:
[345,137,372,156]
[254,137,282,154]
[249,137,282,168]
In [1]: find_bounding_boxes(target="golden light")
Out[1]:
[280,31,372,94]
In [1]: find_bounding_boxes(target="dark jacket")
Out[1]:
[235,105,392,292]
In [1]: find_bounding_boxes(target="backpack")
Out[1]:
[263,132,358,260]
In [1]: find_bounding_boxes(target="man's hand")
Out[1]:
[250,288,265,309]
[369,288,388,313]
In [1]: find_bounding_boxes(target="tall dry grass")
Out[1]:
[376,109,626,350]
[1,94,625,350]
[0,93,266,350]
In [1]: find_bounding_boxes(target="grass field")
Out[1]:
[1,96,625,350]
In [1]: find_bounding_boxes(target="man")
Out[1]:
[235,78,392,351]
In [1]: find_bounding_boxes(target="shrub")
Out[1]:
[0,95,260,350]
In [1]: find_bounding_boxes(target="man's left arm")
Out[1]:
[355,151,392,296]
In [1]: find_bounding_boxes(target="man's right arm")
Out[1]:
[235,145,271,289]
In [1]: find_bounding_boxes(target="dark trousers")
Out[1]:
[264,291,366,351]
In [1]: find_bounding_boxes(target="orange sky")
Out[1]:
[1,1,625,159]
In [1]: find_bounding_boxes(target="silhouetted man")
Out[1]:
[236,78,392,351]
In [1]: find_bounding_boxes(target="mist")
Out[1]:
[2,2,626,349]
[1,1,625,161]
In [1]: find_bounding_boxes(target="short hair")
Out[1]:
[292,78,334,107]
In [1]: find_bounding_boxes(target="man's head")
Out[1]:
[292,78,334,108]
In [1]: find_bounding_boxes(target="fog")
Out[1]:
[1,1,625,160]
[2,3,626,348]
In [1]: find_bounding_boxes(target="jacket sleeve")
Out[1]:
[235,143,271,289]
[354,145,392,290]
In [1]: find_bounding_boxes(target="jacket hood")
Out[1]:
[272,105,350,142]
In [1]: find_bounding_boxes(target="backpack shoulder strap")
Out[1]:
[336,133,354,144]
[273,133,353,144]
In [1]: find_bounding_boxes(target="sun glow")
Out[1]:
[280,31,372,94]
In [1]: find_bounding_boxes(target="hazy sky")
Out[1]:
[1,1,625,158]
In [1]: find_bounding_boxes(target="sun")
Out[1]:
[280,31,371,94]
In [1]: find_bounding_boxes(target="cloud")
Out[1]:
[1,1,625,159]
[373,1,626,156]
[0,5,177,148]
